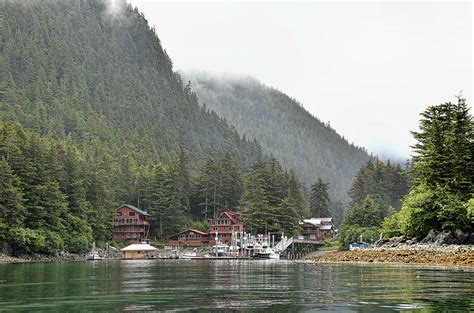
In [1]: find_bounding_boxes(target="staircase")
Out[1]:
[274,236,294,252]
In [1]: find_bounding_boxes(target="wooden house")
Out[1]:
[209,211,244,245]
[121,243,158,259]
[300,217,335,241]
[168,229,210,247]
[112,204,150,244]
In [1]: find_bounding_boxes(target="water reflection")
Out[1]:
[0,260,472,311]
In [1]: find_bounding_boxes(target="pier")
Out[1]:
[275,237,324,259]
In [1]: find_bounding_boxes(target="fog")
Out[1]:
[129,1,472,160]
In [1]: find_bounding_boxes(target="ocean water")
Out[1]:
[0,260,472,312]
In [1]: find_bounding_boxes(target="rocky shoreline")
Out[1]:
[0,252,84,264]
[307,244,474,268]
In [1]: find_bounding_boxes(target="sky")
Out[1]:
[128,0,472,160]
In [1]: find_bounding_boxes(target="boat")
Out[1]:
[85,251,103,260]
[253,247,280,259]
[85,241,103,260]
[211,244,229,257]
[181,251,198,259]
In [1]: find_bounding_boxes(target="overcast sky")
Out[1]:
[129,1,472,160]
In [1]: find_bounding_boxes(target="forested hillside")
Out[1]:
[0,0,261,172]
[0,0,273,254]
[185,72,372,203]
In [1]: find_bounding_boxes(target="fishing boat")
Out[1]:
[253,247,280,259]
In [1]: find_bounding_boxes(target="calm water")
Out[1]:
[0,260,472,312]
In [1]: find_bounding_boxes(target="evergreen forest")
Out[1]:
[185,72,372,203]
[0,0,471,256]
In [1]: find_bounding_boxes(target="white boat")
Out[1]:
[253,247,280,259]
[85,251,103,260]
[181,251,197,259]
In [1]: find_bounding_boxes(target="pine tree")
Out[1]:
[411,97,473,198]
[309,177,331,217]
[0,158,26,235]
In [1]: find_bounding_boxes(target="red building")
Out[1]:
[112,204,150,244]
[168,229,210,247]
[209,211,244,245]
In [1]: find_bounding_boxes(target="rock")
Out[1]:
[420,230,437,244]
[453,230,468,243]
[465,234,474,244]
[405,240,413,245]
[435,231,457,245]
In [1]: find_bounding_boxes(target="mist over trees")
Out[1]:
[185,72,372,204]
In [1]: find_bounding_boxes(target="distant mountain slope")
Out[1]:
[0,0,260,172]
[186,72,372,203]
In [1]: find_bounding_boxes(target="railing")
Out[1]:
[113,220,149,226]
[274,237,294,252]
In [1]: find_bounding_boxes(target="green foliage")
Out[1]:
[381,213,402,239]
[319,238,341,251]
[186,72,371,204]
[349,159,410,210]
[385,98,473,240]
[190,153,243,220]
[239,157,305,236]
[338,226,380,246]
[0,0,265,254]
[467,198,474,224]
[64,215,93,253]
[342,197,385,228]
[181,220,210,233]
[309,177,331,217]
[338,197,387,246]
[411,97,473,197]
[394,185,472,239]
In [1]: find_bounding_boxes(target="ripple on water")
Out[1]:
[0,260,472,311]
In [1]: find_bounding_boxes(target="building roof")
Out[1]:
[319,225,333,230]
[170,229,208,238]
[121,243,158,251]
[117,204,149,216]
[300,217,333,227]
[217,211,241,224]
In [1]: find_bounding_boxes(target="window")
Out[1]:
[129,212,135,217]
[116,212,122,216]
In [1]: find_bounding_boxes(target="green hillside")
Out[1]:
[185,72,372,203]
[0,0,270,253]
[0,0,261,171]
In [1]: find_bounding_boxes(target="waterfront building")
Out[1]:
[209,211,244,245]
[168,229,210,247]
[120,243,158,259]
[300,217,335,241]
[112,204,150,244]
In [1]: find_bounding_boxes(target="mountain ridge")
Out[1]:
[185,71,372,203]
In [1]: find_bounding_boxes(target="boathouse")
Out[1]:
[300,217,335,241]
[120,243,158,259]
[112,204,150,244]
[209,211,244,245]
[168,229,210,247]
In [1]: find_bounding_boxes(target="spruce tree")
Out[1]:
[309,177,331,217]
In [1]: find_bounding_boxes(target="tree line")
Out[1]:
[338,97,473,246]
[1,122,338,255]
